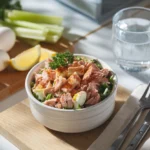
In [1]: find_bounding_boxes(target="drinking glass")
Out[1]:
[112,7,150,72]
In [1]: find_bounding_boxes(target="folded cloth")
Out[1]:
[88,84,150,150]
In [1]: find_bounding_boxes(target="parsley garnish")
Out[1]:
[98,75,114,101]
[49,51,74,69]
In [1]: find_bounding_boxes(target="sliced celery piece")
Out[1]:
[0,21,61,43]
[41,24,64,36]
[5,10,63,25]
[0,20,47,41]
[5,19,63,35]
[5,19,47,30]
[46,34,61,43]
[13,27,46,41]
[41,23,64,31]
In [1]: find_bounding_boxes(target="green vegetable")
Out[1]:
[5,19,64,35]
[75,56,82,61]
[0,2,63,44]
[99,83,108,96]
[41,23,64,34]
[5,10,63,25]
[92,59,102,69]
[0,0,22,20]
[45,94,52,100]
[32,92,40,101]
[30,81,35,88]
[5,19,49,31]
[0,20,62,43]
[99,78,114,101]
[46,34,61,43]
[100,87,111,100]
[13,27,47,41]
[109,75,114,83]
[49,51,74,69]
[103,88,109,96]
[32,88,45,102]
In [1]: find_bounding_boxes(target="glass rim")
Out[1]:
[113,6,150,34]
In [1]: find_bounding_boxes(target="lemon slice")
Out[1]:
[39,48,56,62]
[10,45,41,71]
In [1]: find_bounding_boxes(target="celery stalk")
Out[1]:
[5,10,63,25]
[5,19,63,35]
[41,24,64,36]
[5,19,47,30]
[12,27,46,41]
[46,34,61,43]
[41,23,64,31]
[0,20,47,40]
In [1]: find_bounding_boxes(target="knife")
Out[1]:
[125,110,150,150]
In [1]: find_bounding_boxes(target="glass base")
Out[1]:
[117,60,150,72]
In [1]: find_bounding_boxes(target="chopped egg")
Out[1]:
[73,91,87,109]
[0,50,10,71]
[0,27,16,52]
[33,88,45,101]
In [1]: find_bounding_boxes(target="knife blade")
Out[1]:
[125,110,150,150]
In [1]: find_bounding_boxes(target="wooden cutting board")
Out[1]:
[0,38,74,101]
[0,86,130,150]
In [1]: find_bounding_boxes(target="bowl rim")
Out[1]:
[25,54,118,112]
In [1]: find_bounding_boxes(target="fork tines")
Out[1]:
[141,83,150,100]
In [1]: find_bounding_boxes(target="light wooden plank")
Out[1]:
[0,86,130,150]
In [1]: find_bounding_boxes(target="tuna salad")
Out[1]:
[31,52,115,109]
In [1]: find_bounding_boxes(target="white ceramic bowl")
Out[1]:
[25,54,118,133]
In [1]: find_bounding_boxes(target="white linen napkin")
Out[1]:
[88,84,150,150]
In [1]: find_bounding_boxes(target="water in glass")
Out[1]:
[113,7,150,72]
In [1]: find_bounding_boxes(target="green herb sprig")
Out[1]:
[49,51,74,69]
[45,93,52,100]
[99,74,114,100]
[92,59,102,69]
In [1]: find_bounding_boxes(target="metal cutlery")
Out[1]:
[126,110,150,150]
[109,83,150,150]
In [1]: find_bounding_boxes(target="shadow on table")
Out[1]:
[63,27,83,42]
[125,70,150,84]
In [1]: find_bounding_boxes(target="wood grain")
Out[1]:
[0,38,74,101]
[0,86,130,150]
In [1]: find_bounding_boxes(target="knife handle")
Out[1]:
[125,122,150,150]
[109,108,141,150]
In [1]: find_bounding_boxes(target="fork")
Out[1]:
[109,83,150,150]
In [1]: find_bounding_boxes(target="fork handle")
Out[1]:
[109,108,142,150]
[125,122,150,150]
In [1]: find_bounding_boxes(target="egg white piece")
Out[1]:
[0,50,10,71]
[73,91,87,109]
[0,27,16,52]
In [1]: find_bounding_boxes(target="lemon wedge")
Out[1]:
[39,48,56,62]
[10,45,41,71]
